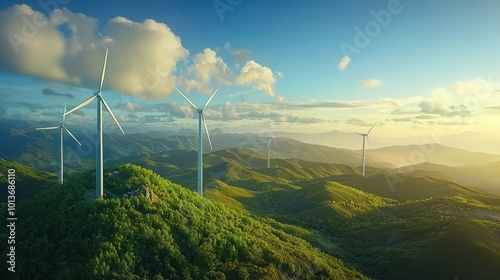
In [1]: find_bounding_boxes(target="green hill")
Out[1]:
[0,164,366,280]
[2,148,500,279]
[276,181,394,219]
[0,158,57,202]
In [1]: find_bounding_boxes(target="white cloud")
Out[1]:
[418,87,471,117]
[0,5,68,82]
[277,96,285,103]
[337,56,351,71]
[0,5,281,101]
[0,5,190,99]
[361,79,382,89]
[236,60,276,96]
[184,48,234,94]
[276,71,284,78]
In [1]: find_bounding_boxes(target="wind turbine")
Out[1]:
[266,131,278,168]
[64,48,125,199]
[175,87,219,197]
[36,104,81,184]
[356,122,376,177]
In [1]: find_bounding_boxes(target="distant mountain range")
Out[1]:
[272,129,500,155]
[394,161,500,195]
[1,119,498,195]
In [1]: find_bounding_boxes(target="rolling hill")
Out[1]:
[1,152,500,279]
[0,163,366,279]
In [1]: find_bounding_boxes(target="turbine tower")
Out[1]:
[65,48,125,199]
[266,132,277,168]
[36,104,81,184]
[356,122,376,177]
[175,87,219,197]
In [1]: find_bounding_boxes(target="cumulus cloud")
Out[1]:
[277,96,285,103]
[418,87,471,117]
[361,79,382,89]
[0,5,68,82]
[0,5,190,99]
[0,5,281,100]
[42,87,74,98]
[184,48,234,94]
[337,56,351,71]
[419,102,471,117]
[236,60,276,96]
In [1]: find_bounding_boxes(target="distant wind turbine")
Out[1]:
[266,131,278,168]
[356,122,376,177]
[64,48,125,199]
[36,104,81,184]
[175,87,219,197]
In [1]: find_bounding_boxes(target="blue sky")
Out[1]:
[0,0,499,151]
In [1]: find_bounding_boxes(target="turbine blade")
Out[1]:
[272,137,278,147]
[367,122,377,135]
[367,136,372,150]
[267,138,273,149]
[62,103,67,125]
[203,88,219,109]
[175,87,199,110]
[202,114,213,150]
[63,126,82,146]
[100,97,125,135]
[98,48,108,94]
[35,126,60,130]
[64,95,97,116]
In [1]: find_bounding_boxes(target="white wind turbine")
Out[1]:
[266,131,278,168]
[356,122,376,177]
[36,104,81,184]
[175,87,219,197]
[64,48,125,199]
